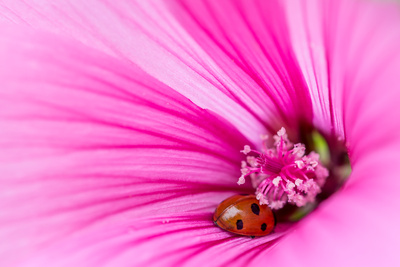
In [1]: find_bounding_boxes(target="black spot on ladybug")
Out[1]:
[236,219,243,230]
[261,223,267,231]
[251,203,260,215]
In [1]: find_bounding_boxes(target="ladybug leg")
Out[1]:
[250,236,255,239]
[213,221,218,226]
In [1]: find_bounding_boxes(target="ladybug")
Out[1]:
[213,194,275,237]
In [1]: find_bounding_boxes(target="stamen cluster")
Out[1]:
[238,128,328,210]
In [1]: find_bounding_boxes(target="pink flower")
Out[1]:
[1,0,400,266]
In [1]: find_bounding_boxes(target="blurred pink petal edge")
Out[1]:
[0,0,400,266]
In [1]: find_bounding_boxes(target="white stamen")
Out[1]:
[246,156,258,167]
[277,127,286,137]
[269,200,285,209]
[258,195,269,205]
[272,176,282,187]
[237,176,245,185]
[295,179,303,186]
[295,160,305,168]
[310,160,318,168]
[286,181,295,191]
[241,145,251,155]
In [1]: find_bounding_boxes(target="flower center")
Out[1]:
[238,127,329,210]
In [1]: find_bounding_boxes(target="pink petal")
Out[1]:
[167,0,316,132]
[0,0,281,143]
[0,28,257,266]
[285,0,400,138]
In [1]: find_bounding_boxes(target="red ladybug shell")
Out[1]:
[213,194,275,236]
